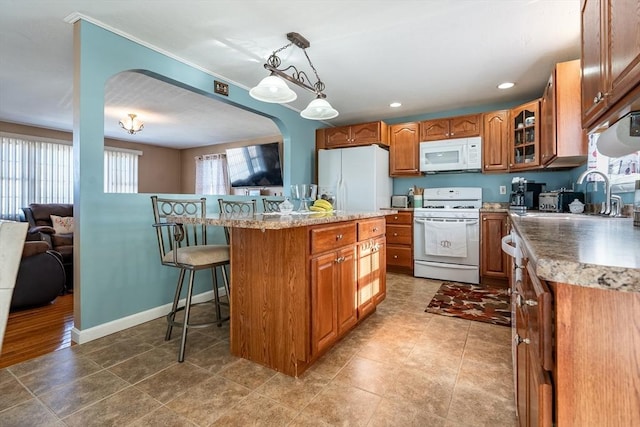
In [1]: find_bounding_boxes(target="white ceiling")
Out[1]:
[0,0,581,149]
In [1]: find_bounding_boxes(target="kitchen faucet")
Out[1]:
[576,170,611,215]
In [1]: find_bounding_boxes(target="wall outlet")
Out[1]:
[499,185,507,195]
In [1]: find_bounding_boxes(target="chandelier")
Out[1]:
[119,113,144,135]
[250,32,338,121]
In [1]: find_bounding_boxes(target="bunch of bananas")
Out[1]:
[309,198,333,212]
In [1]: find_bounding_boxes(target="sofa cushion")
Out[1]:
[51,215,74,234]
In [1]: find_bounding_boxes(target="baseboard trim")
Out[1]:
[71,290,215,344]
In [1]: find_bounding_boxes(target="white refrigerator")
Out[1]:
[318,145,392,211]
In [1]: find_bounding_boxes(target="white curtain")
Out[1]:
[195,153,230,195]
[0,134,73,220]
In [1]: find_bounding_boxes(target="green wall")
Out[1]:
[73,20,320,330]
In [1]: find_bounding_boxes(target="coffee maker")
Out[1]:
[510,180,545,211]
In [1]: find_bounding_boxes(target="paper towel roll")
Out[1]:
[597,115,640,157]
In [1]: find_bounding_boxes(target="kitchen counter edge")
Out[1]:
[509,212,640,293]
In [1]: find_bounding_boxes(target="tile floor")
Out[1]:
[0,273,516,426]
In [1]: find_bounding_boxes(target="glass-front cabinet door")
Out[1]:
[510,100,540,169]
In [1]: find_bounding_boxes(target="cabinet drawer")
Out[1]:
[310,222,357,254]
[386,224,412,245]
[386,245,412,267]
[385,212,412,225]
[358,218,385,241]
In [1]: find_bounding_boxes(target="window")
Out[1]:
[0,133,140,220]
[589,134,640,192]
[195,154,230,195]
[104,147,141,193]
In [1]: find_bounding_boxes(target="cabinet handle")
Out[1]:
[372,227,378,232]
[335,256,345,263]
[393,255,398,259]
[509,163,514,167]
[514,334,530,345]
[516,293,524,307]
[482,218,486,221]
[394,216,398,220]
[393,232,398,236]
[336,234,343,240]
[525,299,538,307]
[450,132,454,136]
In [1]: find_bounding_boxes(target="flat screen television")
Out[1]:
[225,142,283,188]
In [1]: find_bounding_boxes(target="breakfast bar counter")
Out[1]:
[509,212,640,292]
[175,210,390,377]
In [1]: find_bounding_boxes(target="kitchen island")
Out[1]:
[507,212,640,427]
[176,210,390,377]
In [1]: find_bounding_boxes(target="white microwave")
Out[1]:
[419,136,482,173]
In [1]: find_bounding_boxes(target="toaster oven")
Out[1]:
[391,195,409,208]
[539,191,585,212]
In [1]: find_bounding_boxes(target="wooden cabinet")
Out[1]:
[581,0,640,130]
[357,218,386,316]
[323,121,389,148]
[480,212,510,284]
[310,222,357,356]
[540,59,587,168]
[389,122,420,176]
[509,100,540,170]
[420,114,481,141]
[482,110,510,172]
[513,258,554,427]
[385,212,413,274]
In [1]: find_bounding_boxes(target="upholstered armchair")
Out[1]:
[21,203,73,290]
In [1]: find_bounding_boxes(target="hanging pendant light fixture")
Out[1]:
[250,32,338,120]
[119,113,144,135]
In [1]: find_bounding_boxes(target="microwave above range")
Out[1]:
[419,136,482,173]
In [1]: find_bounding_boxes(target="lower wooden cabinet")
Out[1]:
[385,212,413,274]
[480,212,510,284]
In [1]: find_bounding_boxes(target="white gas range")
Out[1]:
[413,187,482,284]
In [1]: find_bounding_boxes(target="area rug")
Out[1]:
[425,282,511,326]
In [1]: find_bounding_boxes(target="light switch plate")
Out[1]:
[499,185,507,195]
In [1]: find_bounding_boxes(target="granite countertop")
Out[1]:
[509,212,640,292]
[171,210,392,230]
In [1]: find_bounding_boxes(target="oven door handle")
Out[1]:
[414,218,478,225]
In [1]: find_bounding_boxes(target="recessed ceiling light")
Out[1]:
[390,102,402,108]
[498,82,515,89]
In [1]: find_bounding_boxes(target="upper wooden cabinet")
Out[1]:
[389,122,421,176]
[540,59,587,168]
[581,0,640,130]
[420,114,481,141]
[323,121,389,148]
[509,100,541,170]
[482,110,510,172]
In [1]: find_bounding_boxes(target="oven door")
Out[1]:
[413,217,480,283]
[419,140,466,172]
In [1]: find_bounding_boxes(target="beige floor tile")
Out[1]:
[0,398,64,427]
[211,392,299,426]
[186,339,239,373]
[403,344,463,375]
[384,365,456,418]
[333,356,398,396]
[164,375,252,426]
[288,411,334,426]
[158,330,220,359]
[462,340,512,371]
[305,341,357,380]
[217,358,277,390]
[108,347,177,384]
[456,357,514,401]
[82,336,155,368]
[255,371,329,411]
[11,355,102,396]
[134,361,213,404]
[447,381,518,427]
[127,405,197,427]
[61,386,161,427]
[0,371,33,412]
[300,381,381,427]
[368,397,447,427]
[38,370,129,418]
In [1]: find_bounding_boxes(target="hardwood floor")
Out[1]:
[0,293,74,369]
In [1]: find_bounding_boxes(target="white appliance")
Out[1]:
[419,136,482,173]
[413,187,482,284]
[318,145,392,211]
